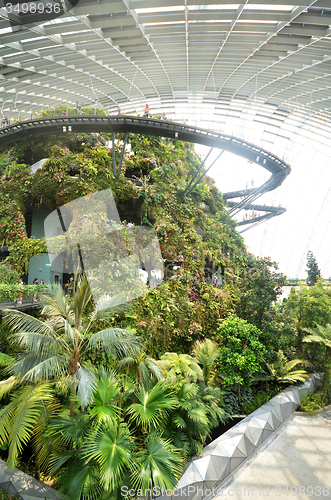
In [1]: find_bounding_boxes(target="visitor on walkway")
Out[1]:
[18,278,24,305]
[32,278,39,302]
[161,112,166,120]
[117,106,121,115]
[144,104,150,117]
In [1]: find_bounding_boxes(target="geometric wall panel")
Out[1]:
[159,374,321,500]
[0,459,61,499]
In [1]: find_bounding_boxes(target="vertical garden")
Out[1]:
[0,127,328,499]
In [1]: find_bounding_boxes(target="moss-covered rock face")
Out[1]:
[0,132,245,279]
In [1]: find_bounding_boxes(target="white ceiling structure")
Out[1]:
[1,0,331,279]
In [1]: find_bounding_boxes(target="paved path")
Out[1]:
[213,410,331,500]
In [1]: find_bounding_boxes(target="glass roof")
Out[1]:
[1,0,331,279]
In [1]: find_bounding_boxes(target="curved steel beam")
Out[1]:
[0,115,290,176]
[0,115,290,228]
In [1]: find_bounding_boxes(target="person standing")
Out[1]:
[18,278,24,305]
[32,278,39,302]
[144,104,150,117]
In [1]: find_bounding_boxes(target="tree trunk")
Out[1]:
[297,328,303,353]
[322,346,331,403]
[70,375,77,417]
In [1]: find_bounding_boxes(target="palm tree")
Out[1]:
[163,381,227,457]
[0,277,141,470]
[303,323,331,401]
[192,339,219,384]
[117,351,163,386]
[49,372,183,500]
[157,350,228,457]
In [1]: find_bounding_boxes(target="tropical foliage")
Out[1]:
[215,315,267,398]
[303,323,331,402]
[260,350,308,385]
[0,124,328,497]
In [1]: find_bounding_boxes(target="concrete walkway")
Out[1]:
[214,409,331,500]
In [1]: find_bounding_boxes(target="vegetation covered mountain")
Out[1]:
[0,125,322,498]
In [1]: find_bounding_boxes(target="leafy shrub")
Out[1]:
[0,264,19,285]
[299,391,326,412]
[215,316,267,396]
[0,492,21,499]
[241,391,271,415]
[223,387,253,415]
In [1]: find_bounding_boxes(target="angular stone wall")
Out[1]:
[159,374,321,500]
[0,459,62,499]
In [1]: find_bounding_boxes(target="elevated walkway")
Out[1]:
[0,298,40,316]
[215,409,331,500]
[0,115,291,230]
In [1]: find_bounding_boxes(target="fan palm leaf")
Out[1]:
[49,411,91,450]
[89,372,121,423]
[54,454,104,500]
[130,434,183,492]
[83,424,132,491]
[128,382,178,431]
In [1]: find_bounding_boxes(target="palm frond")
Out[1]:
[9,331,64,357]
[0,400,18,445]
[3,309,57,339]
[0,353,15,366]
[130,434,183,491]
[89,374,121,423]
[6,383,55,470]
[0,376,19,399]
[76,366,97,409]
[128,382,177,431]
[40,283,74,322]
[31,397,62,473]
[88,328,141,358]
[87,294,128,328]
[12,354,67,382]
[72,278,92,330]
[83,424,131,491]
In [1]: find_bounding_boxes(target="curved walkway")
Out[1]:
[215,409,331,500]
[0,115,291,230]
